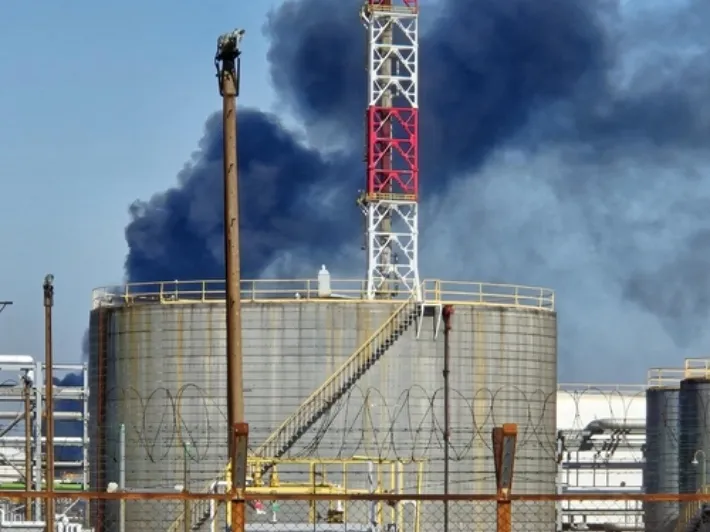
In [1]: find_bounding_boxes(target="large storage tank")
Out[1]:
[88,279,557,532]
[678,378,710,494]
[644,383,680,532]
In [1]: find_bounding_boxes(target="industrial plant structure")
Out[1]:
[13,1,710,532]
[84,0,561,531]
[88,276,557,531]
[557,383,646,530]
[0,355,89,529]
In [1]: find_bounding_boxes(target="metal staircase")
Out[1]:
[253,298,419,462]
[168,297,420,531]
[675,485,710,532]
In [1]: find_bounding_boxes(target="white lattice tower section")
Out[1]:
[360,0,420,300]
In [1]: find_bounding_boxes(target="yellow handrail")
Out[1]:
[684,358,710,379]
[675,484,710,532]
[647,368,684,388]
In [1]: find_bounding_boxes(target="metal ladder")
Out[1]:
[168,297,420,531]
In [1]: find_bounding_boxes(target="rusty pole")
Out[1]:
[23,377,32,520]
[492,424,518,532]
[215,28,247,532]
[43,274,55,531]
[442,305,454,532]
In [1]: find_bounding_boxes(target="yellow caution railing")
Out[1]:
[675,485,710,532]
[166,298,419,532]
[684,358,710,379]
[647,367,684,388]
[169,457,425,532]
[224,458,424,531]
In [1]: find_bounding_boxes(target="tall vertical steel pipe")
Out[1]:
[443,305,454,532]
[43,274,55,531]
[216,28,246,532]
[23,377,32,520]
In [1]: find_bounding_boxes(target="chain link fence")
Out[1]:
[2,491,710,532]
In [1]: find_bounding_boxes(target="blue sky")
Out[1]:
[0,0,281,362]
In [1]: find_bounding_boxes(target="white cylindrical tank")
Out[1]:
[317,265,331,297]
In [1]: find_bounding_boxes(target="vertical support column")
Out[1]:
[33,360,43,520]
[492,424,518,532]
[119,424,126,532]
[23,374,32,520]
[82,362,89,492]
[227,423,249,531]
[361,0,421,300]
[442,305,454,532]
[93,307,108,531]
[215,28,247,532]
[43,274,55,532]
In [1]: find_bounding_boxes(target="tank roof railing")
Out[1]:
[684,358,710,380]
[647,367,684,388]
[557,383,646,394]
[91,278,555,311]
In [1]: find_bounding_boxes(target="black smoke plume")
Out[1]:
[53,372,83,464]
[125,0,710,381]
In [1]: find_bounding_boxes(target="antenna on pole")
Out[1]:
[0,301,12,313]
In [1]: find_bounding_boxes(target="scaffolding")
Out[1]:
[0,355,89,523]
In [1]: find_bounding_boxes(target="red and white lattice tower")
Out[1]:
[359,0,421,300]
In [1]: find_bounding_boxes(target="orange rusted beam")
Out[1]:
[11,490,710,503]
[493,424,518,532]
[231,422,249,532]
[496,500,511,532]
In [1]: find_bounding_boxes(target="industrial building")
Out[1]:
[2,299,709,532]
[557,383,646,531]
[84,1,560,529]
[2,1,708,532]
[0,354,89,529]
[88,275,557,531]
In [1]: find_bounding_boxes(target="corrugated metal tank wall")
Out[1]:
[644,386,680,532]
[88,300,557,531]
[678,378,710,494]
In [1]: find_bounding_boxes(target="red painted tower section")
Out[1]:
[360,0,421,299]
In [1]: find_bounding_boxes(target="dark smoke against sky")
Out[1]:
[125,0,710,382]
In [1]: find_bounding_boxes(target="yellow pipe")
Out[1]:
[342,462,348,523]
[377,465,383,525]
[309,463,316,524]
[389,462,396,524]
[251,457,403,465]
[246,486,371,495]
[415,462,423,532]
[397,462,404,532]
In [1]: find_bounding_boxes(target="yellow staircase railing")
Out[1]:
[253,297,418,461]
[674,485,710,532]
[167,296,420,531]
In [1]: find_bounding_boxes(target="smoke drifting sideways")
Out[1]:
[125,0,710,381]
[126,0,606,279]
[126,111,359,279]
